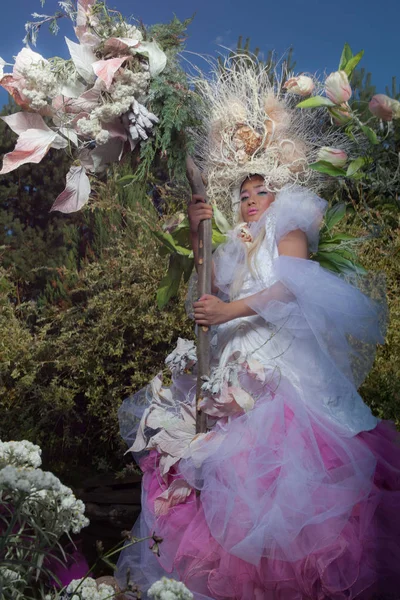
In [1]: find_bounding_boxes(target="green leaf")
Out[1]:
[182,256,194,283]
[212,229,227,247]
[170,225,191,249]
[338,43,353,70]
[360,125,378,145]
[213,205,231,233]
[346,156,366,177]
[324,204,347,231]
[314,256,341,273]
[296,96,335,109]
[308,161,347,177]
[343,50,364,77]
[152,229,192,256]
[316,250,366,275]
[116,175,136,185]
[156,254,184,309]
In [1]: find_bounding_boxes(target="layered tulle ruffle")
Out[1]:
[116,380,400,599]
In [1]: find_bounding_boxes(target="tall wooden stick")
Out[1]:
[186,156,212,435]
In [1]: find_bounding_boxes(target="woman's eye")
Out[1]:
[240,196,249,202]
[258,191,268,196]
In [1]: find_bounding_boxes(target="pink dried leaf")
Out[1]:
[146,406,177,431]
[53,85,102,114]
[65,37,96,84]
[0,75,30,109]
[103,37,141,54]
[0,128,58,174]
[1,112,50,135]
[184,431,222,467]
[60,79,87,99]
[92,56,130,89]
[128,406,151,453]
[134,41,166,77]
[89,138,124,173]
[154,479,193,516]
[228,386,254,412]
[14,47,47,76]
[150,426,195,462]
[103,119,128,142]
[50,165,91,213]
[158,454,180,478]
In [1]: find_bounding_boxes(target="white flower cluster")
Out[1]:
[165,338,197,376]
[66,577,115,600]
[124,24,143,42]
[110,69,150,103]
[0,457,89,535]
[76,117,110,146]
[0,439,42,469]
[77,70,153,146]
[201,360,241,397]
[0,566,22,584]
[148,577,194,600]
[110,22,143,43]
[20,60,59,110]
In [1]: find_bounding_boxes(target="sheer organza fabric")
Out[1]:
[116,187,399,600]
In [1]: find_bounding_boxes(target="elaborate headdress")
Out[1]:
[193,56,351,218]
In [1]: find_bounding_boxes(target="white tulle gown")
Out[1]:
[116,186,400,600]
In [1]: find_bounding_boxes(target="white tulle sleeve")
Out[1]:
[244,255,387,434]
[272,186,328,252]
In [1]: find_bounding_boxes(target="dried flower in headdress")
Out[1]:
[235,223,253,244]
[232,125,261,158]
[192,55,353,219]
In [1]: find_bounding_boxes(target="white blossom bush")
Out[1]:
[0,439,42,469]
[148,577,194,600]
[0,439,89,599]
[64,577,115,599]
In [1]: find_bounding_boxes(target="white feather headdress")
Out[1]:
[193,56,351,218]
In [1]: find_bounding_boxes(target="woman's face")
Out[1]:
[239,175,275,223]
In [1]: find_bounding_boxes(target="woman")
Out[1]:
[116,61,400,599]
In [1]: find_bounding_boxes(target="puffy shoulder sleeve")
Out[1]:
[272,186,328,252]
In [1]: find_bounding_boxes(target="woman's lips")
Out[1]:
[248,209,258,215]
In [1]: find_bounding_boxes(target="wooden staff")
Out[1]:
[186,156,212,435]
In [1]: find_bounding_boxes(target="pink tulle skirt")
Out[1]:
[116,382,400,600]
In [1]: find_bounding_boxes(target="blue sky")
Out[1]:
[0,0,398,108]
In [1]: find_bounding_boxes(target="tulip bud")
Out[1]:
[328,106,352,126]
[368,94,400,121]
[317,147,348,168]
[325,71,352,104]
[284,75,314,96]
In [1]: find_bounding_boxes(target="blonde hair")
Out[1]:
[229,201,269,300]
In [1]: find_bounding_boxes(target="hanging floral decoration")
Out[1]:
[0,0,170,213]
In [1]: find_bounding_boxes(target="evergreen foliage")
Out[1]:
[0,100,81,304]
[0,37,400,479]
[0,175,193,476]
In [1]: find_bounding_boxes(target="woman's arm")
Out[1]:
[193,229,308,326]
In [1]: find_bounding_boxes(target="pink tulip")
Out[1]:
[284,75,314,96]
[317,147,348,168]
[368,94,400,121]
[325,71,352,104]
[328,106,351,125]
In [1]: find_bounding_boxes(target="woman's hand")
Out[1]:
[188,195,213,233]
[193,294,232,326]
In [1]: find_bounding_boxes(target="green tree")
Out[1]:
[0,99,81,305]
